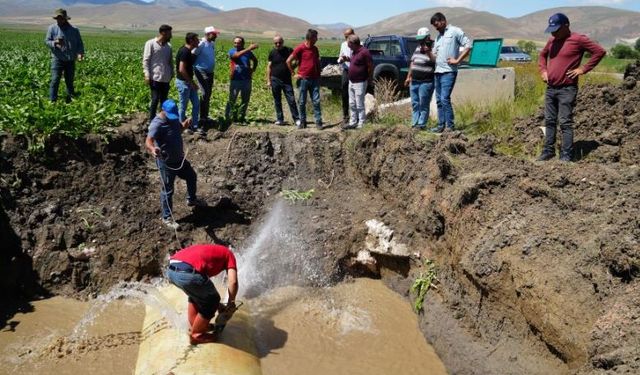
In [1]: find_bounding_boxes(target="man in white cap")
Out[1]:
[193,26,220,126]
[45,8,84,102]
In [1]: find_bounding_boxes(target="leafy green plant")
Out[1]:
[411,259,437,313]
[280,189,315,202]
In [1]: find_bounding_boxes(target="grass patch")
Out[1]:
[280,189,315,202]
[411,259,438,313]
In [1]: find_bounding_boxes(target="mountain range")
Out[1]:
[0,0,638,46]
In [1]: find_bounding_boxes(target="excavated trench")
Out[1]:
[2,74,640,375]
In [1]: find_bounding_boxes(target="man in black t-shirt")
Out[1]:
[266,35,300,126]
[175,32,202,135]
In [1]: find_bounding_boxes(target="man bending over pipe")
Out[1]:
[166,244,239,345]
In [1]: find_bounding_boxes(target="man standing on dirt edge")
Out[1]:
[430,12,471,133]
[338,28,355,125]
[287,29,323,129]
[267,35,300,126]
[143,24,173,122]
[193,26,220,126]
[45,9,84,103]
[538,13,605,162]
[145,99,206,230]
[176,33,202,135]
[167,244,238,345]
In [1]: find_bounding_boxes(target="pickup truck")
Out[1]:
[320,35,419,92]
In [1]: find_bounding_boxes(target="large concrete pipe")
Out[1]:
[135,285,261,375]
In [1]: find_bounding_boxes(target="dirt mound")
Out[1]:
[2,80,639,374]
[512,76,640,164]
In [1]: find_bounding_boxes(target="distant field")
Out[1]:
[0,28,340,151]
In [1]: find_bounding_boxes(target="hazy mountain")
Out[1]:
[357,6,639,46]
[0,1,638,46]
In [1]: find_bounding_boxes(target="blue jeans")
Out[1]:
[271,77,299,123]
[410,80,435,127]
[176,79,200,129]
[298,78,322,125]
[225,80,252,122]
[157,158,197,220]
[434,72,458,130]
[543,85,578,158]
[49,59,75,101]
[167,267,220,319]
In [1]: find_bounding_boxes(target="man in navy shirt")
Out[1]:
[145,99,206,229]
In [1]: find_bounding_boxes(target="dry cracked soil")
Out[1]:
[1,61,639,374]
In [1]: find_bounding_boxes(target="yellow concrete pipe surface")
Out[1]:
[135,285,261,375]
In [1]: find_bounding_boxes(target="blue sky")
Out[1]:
[199,0,640,26]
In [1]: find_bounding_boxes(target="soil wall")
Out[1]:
[2,74,639,374]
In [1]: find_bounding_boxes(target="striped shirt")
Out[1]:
[410,48,435,82]
[143,38,173,83]
[433,25,472,73]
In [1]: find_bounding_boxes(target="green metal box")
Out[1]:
[468,38,503,67]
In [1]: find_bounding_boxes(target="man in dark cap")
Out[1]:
[45,9,84,102]
[538,13,605,162]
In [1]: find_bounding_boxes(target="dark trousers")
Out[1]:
[271,77,299,122]
[195,69,214,121]
[49,59,75,102]
[543,85,578,157]
[157,158,197,220]
[341,69,349,120]
[149,80,170,121]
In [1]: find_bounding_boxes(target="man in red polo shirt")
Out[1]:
[538,13,605,162]
[166,244,238,345]
[287,29,324,130]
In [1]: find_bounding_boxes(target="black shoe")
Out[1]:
[559,153,572,162]
[537,152,555,161]
[430,126,444,133]
[315,122,323,130]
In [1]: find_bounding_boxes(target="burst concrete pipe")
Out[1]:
[135,284,261,375]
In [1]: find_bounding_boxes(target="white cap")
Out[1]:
[415,27,430,40]
[204,26,220,34]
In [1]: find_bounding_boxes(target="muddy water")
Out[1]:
[1,279,446,375]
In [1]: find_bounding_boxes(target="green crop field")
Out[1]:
[0,27,340,151]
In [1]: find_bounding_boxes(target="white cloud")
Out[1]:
[433,0,477,8]
[569,0,627,4]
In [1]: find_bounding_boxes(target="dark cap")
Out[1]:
[161,99,179,120]
[545,13,569,33]
[53,8,70,20]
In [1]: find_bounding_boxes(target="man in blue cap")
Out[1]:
[538,13,605,162]
[145,99,206,229]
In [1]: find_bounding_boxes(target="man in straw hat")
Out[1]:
[45,9,84,102]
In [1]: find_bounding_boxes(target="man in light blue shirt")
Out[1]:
[193,26,219,124]
[431,12,472,132]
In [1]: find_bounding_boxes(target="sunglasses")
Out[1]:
[274,41,283,45]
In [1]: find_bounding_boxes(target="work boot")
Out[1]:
[559,152,572,162]
[537,151,555,161]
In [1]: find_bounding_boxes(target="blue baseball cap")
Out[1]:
[161,99,179,120]
[545,13,569,33]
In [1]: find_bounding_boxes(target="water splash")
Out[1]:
[237,199,329,299]
[72,279,187,339]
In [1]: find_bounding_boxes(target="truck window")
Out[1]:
[368,40,389,56]
[388,40,402,57]
[406,40,419,54]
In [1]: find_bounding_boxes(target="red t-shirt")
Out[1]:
[291,42,320,79]
[171,244,237,277]
[538,32,605,86]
